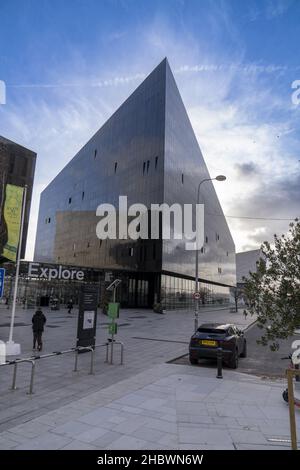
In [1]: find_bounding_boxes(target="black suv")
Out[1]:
[189,323,247,369]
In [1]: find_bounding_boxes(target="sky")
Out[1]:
[0,0,299,260]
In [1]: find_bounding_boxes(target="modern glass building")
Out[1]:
[34,58,236,309]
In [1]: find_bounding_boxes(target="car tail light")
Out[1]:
[190,338,198,346]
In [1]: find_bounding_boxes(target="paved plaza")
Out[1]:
[0,362,298,450]
[1,304,298,450]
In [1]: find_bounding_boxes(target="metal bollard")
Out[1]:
[105,342,109,363]
[110,340,114,365]
[89,348,95,375]
[73,349,79,372]
[11,362,18,390]
[120,343,124,365]
[216,347,223,379]
[27,360,36,395]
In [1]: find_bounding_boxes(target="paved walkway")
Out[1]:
[0,362,298,450]
[0,304,258,447]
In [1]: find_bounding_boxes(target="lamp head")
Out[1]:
[215,175,226,181]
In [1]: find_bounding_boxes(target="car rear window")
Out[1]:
[197,328,227,335]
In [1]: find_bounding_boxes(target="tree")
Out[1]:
[244,219,300,350]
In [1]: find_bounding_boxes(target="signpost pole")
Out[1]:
[110,286,116,364]
[106,279,121,364]
[194,250,199,333]
[110,326,114,364]
[6,185,27,356]
[287,368,298,450]
[193,291,200,332]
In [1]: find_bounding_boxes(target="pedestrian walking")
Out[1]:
[67,299,73,314]
[32,308,46,351]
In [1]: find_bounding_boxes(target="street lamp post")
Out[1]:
[194,175,226,332]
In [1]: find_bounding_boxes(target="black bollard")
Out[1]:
[217,347,223,379]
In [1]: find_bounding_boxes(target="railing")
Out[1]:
[0,341,124,395]
[105,340,124,365]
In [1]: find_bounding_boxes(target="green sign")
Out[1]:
[108,302,120,319]
[108,322,117,335]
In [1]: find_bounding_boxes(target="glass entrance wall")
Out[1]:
[1,272,230,311]
[160,273,231,310]
[136,279,149,307]
[1,261,231,311]
[1,264,155,310]
[1,275,99,309]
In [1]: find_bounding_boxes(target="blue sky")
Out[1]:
[0,0,299,258]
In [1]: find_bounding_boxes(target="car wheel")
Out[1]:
[282,388,288,403]
[229,349,239,369]
[189,357,198,365]
[240,340,247,358]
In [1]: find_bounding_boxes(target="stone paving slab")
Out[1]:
[0,362,298,450]
[0,305,254,432]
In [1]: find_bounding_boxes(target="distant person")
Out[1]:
[32,308,46,351]
[67,299,73,314]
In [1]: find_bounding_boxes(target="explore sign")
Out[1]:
[28,262,85,281]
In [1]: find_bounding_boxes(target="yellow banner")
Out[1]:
[2,184,24,262]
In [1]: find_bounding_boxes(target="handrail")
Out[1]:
[105,340,124,365]
[10,359,36,395]
[0,342,117,395]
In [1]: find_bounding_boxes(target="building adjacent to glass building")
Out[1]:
[236,249,262,287]
[34,58,236,309]
[0,136,36,261]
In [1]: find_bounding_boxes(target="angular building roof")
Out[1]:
[34,58,235,287]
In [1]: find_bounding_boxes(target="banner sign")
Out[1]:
[1,184,24,262]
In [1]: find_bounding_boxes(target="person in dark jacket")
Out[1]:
[67,299,73,314]
[32,309,46,351]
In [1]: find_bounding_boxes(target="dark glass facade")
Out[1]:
[163,65,236,288]
[34,59,236,309]
[0,136,36,261]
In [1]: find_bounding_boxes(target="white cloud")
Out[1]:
[1,11,299,259]
[8,73,146,89]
